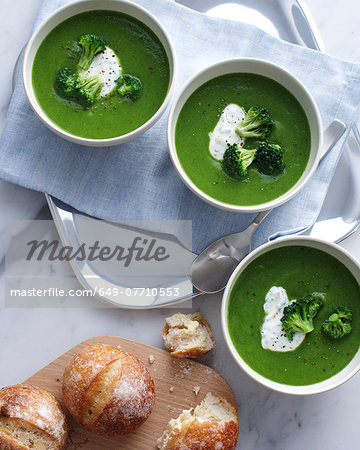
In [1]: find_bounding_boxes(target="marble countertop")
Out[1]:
[1,1,360,449]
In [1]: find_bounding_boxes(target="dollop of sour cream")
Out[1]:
[261,286,305,352]
[79,47,122,98]
[208,104,245,160]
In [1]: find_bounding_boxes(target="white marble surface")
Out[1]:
[1,1,360,449]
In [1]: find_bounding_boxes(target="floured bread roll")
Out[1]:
[157,392,239,449]
[62,343,155,435]
[0,384,68,449]
[162,313,216,357]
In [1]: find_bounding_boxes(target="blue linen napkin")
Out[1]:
[1,0,360,253]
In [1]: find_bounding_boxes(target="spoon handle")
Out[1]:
[244,209,272,236]
[320,119,346,160]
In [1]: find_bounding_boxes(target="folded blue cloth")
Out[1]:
[1,0,360,253]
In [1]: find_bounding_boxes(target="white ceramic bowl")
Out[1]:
[23,0,176,147]
[167,58,322,212]
[221,236,360,395]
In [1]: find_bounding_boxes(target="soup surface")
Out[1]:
[227,245,360,385]
[175,73,311,206]
[32,10,170,139]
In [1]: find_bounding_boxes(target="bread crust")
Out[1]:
[162,312,216,358]
[158,393,239,450]
[163,419,239,450]
[62,343,155,435]
[0,384,68,450]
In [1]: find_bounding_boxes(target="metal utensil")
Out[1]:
[190,119,347,294]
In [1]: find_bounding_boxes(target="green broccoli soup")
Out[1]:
[175,73,311,206]
[227,246,360,386]
[32,10,170,139]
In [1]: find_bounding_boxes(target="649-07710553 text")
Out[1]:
[8,287,181,298]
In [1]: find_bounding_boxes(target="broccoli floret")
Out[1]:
[116,74,143,101]
[55,69,103,106]
[322,306,352,339]
[281,296,322,341]
[55,68,78,98]
[75,73,104,105]
[235,106,273,140]
[254,141,285,176]
[222,143,257,180]
[78,34,106,71]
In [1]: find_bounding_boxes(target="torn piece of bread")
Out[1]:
[157,392,239,450]
[161,313,216,358]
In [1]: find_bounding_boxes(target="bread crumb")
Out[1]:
[169,387,174,393]
[193,385,200,396]
[149,355,156,364]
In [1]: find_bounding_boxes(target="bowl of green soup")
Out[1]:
[23,0,176,146]
[221,236,360,394]
[168,58,322,212]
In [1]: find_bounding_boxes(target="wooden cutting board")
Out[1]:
[24,336,236,449]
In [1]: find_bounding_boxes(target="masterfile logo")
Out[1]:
[4,220,193,308]
[26,237,170,267]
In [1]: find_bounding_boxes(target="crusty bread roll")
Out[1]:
[157,392,239,450]
[62,343,155,435]
[0,384,68,449]
[162,313,216,357]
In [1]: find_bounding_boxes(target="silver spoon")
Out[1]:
[191,119,347,294]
